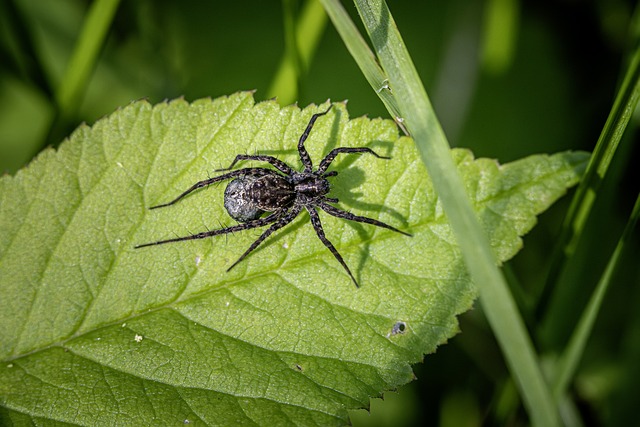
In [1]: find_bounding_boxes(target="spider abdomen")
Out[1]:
[224,175,294,222]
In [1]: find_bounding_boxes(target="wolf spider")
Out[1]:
[135,105,411,287]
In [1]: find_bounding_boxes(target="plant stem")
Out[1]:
[268,0,328,104]
[55,0,121,116]
[323,0,561,425]
[552,192,640,399]
[538,3,640,319]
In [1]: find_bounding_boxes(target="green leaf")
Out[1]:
[0,92,587,426]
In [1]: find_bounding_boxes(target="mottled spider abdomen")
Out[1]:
[224,174,295,222]
[223,177,263,222]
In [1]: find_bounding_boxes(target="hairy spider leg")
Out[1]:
[226,204,303,272]
[215,154,293,175]
[306,206,359,287]
[318,200,412,237]
[148,168,279,210]
[317,147,389,174]
[134,210,283,249]
[298,105,333,171]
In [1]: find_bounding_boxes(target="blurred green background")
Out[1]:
[1,0,638,425]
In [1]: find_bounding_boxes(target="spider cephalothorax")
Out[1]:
[135,105,411,287]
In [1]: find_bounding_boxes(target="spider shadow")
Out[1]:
[320,111,411,281]
[325,112,412,281]
[323,108,409,226]
[326,164,411,280]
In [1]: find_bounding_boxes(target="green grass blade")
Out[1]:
[343,1,561,425]
[552,191,640,400]
[540,10,640,312]
[268,0,328,104]
[480,0,520,74]
[54,0,121,116]
[319,0,402,122]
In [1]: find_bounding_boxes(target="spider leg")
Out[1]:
[318,200,412,237]
[216,154,293,175]
[298,105,333,171]
[134,211,282,248]
[317,147,390,174]
[226,204,303,272]
[306,206,359,288]
[149,167,278,210]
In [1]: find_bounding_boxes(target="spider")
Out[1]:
[135,105,411,287]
